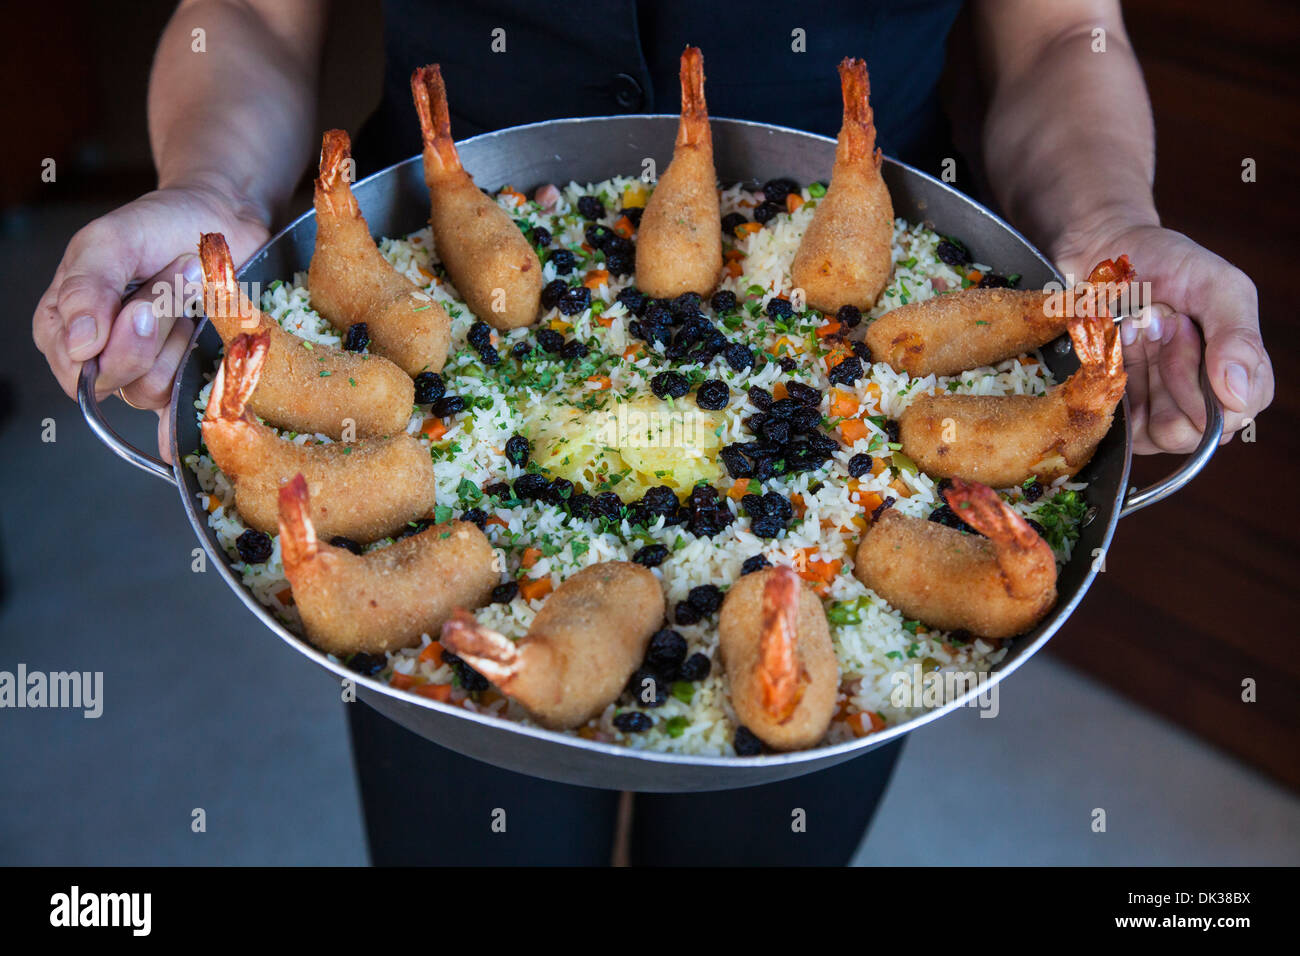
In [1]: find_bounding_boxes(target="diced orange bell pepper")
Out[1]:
[586,375,612,389]
[597,315,615,327]
[420,418,448,441]
[390,672,418,691]
[786,193,805,213]
[583,269,609,290]
[829,389,859,418]
[772,382,788,401]
[736,222,762,237]
[418,641,444,665]
[415,682,453,702]
[521,547,543,569]
[725,260,743,278]
[816,320,842,339]
[612,215,635,238]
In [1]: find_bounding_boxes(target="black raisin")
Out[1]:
[790,405,821,433]
[721,212,748,236]
[884,419,901,443]
[786,382,821,406]
[1022,479,1044,503]
[513,472,549,500]
[504,435,530,466]
[560,340,589,360]
[619,206,644,227]
[687,584,723,615]
[937,237,971,267]
[724,343,755,372]
[235,529,273,564]
[750,514,785,539]
[567,492,594,519]
[674,601,701,625]
[536,328,565,353]
[614,711,653,733]
[851,340,873,364]
[695,379,730,410]
[490,581,518,604]
[627,668,669,708]
[741,493,767,517]
[577,195,605,220]
[740,554,771,575]
[632,543,670,567]
[847,453,873,478]
[346,652,387,676]
[329,535,364,555]
[511,341,532,360]
[467,321,492,350]
[978,273,1011,289]
[719,443,754,479]
[646,628,688,674]
[734,726,765,756]
[871,495,896,522]
[827,356,864,386]
[591,492,623,522]
[541,278,569,308]
[443,651,489,692]
[543,477,574,505]
[765,297,794,319]
[460,508,487,529]
[836,304,862,328]
[413,372,445,405]
[678,652,712,682]
[616,286,648,315]
[557,286,591,315]
[431,394,465,417]
[752,200,782,224]
[343,322,370,352]
[651,370,690,399]
[777,356,796,372]
[531,226,552,247]
[747,386,772,410]
[761,178,797,202]
[760,418,791,445]
[710,290,738,312]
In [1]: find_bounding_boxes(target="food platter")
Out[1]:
[79,115,1222,791]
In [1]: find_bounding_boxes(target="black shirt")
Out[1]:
[354,0,963,174]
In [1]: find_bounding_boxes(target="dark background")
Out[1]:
[1,1,1295,864]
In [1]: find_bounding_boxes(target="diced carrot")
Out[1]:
[577,725,600,741]
[479,689,503,707]
[786,193,805,213]
[390,672,418,691]
[846,711,884,737]
[583,269,609,290]
[769,336,800,356]
[415,682,453,702]
[612,215,635,238]
[790,493,807,518]
[736,222,762,237]
[418,641,444,665]
[866,382,882,400]
[499,185,526,206]
[485,515,508,529]
[622,345,643,361]
[420,418,448,441]
[580,242,593,253]
[521,547,543,569]
[1018,355,1037,366]
[597,315,615,327]
[206,496,222,514]
[275,587,293,605]
[727,479,754,502]
[967,270,983,284]
[890,478,912,499]
[871,456,888,477]
[772,382,788,401]
[816,320,842,339]
[823,342,853,371]
[520,577,553,601]
[829,389,859,418]
[723,248,744,262]
[860,491,884,516]
[586,375,612,390]
[417,266,433,281]
[839,419,868,444]
[725,260,743,278]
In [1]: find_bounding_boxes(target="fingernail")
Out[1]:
[67,315,97,354]
[1161,313,1181,344]
[1120,317,1137,346]
[182,254,202,286]
[1144,311,1163,343]
[132,301,157,339]
[1225,363,1250,405]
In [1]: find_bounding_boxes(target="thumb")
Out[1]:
[1195,273,1273,436]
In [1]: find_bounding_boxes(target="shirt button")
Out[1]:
[612,73,644,111]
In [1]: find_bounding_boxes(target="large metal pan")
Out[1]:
[78,116,1223,791]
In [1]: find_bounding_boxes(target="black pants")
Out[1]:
[347,701,904,866]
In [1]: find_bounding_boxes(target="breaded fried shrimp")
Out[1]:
[791,58,893,312]
[308,129,451,375]
[854,479,1057,639]
[439,562,664,729]
[899,314,1126,487]
[202,332,435,541]
[411,65,542,329]
[634,47,722,298]
[718,566,838,751]
[866,256,1135,377]
[279,475,496,655]
[199,233,412,439]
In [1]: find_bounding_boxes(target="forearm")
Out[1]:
[976,0,1158,268]
[148,0,327,226]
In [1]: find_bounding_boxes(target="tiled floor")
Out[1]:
[2,201,1296,866]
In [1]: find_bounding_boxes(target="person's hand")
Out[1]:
[33,181,269,461]
[1055,224,1273,455]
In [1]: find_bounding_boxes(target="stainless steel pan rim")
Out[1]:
[77,115,1223,790]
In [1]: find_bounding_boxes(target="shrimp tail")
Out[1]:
[676,46,710,148]
[199,231,262,335]
[277,473,319,572]
[1078,254,1137,319]
[943,478,1053,600]
[410,64,462,174]
[205,330,270,424]
[758,566,806,723]
[1066,313,1127,406]
[1085,254,1135,287]
[315,129,360,218]
[440,608,521,686]
[837,57,880,167]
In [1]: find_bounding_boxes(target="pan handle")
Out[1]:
[1119,356,1223,519]
[77,358,176,486]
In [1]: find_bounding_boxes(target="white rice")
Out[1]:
[185,176,1091,756]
